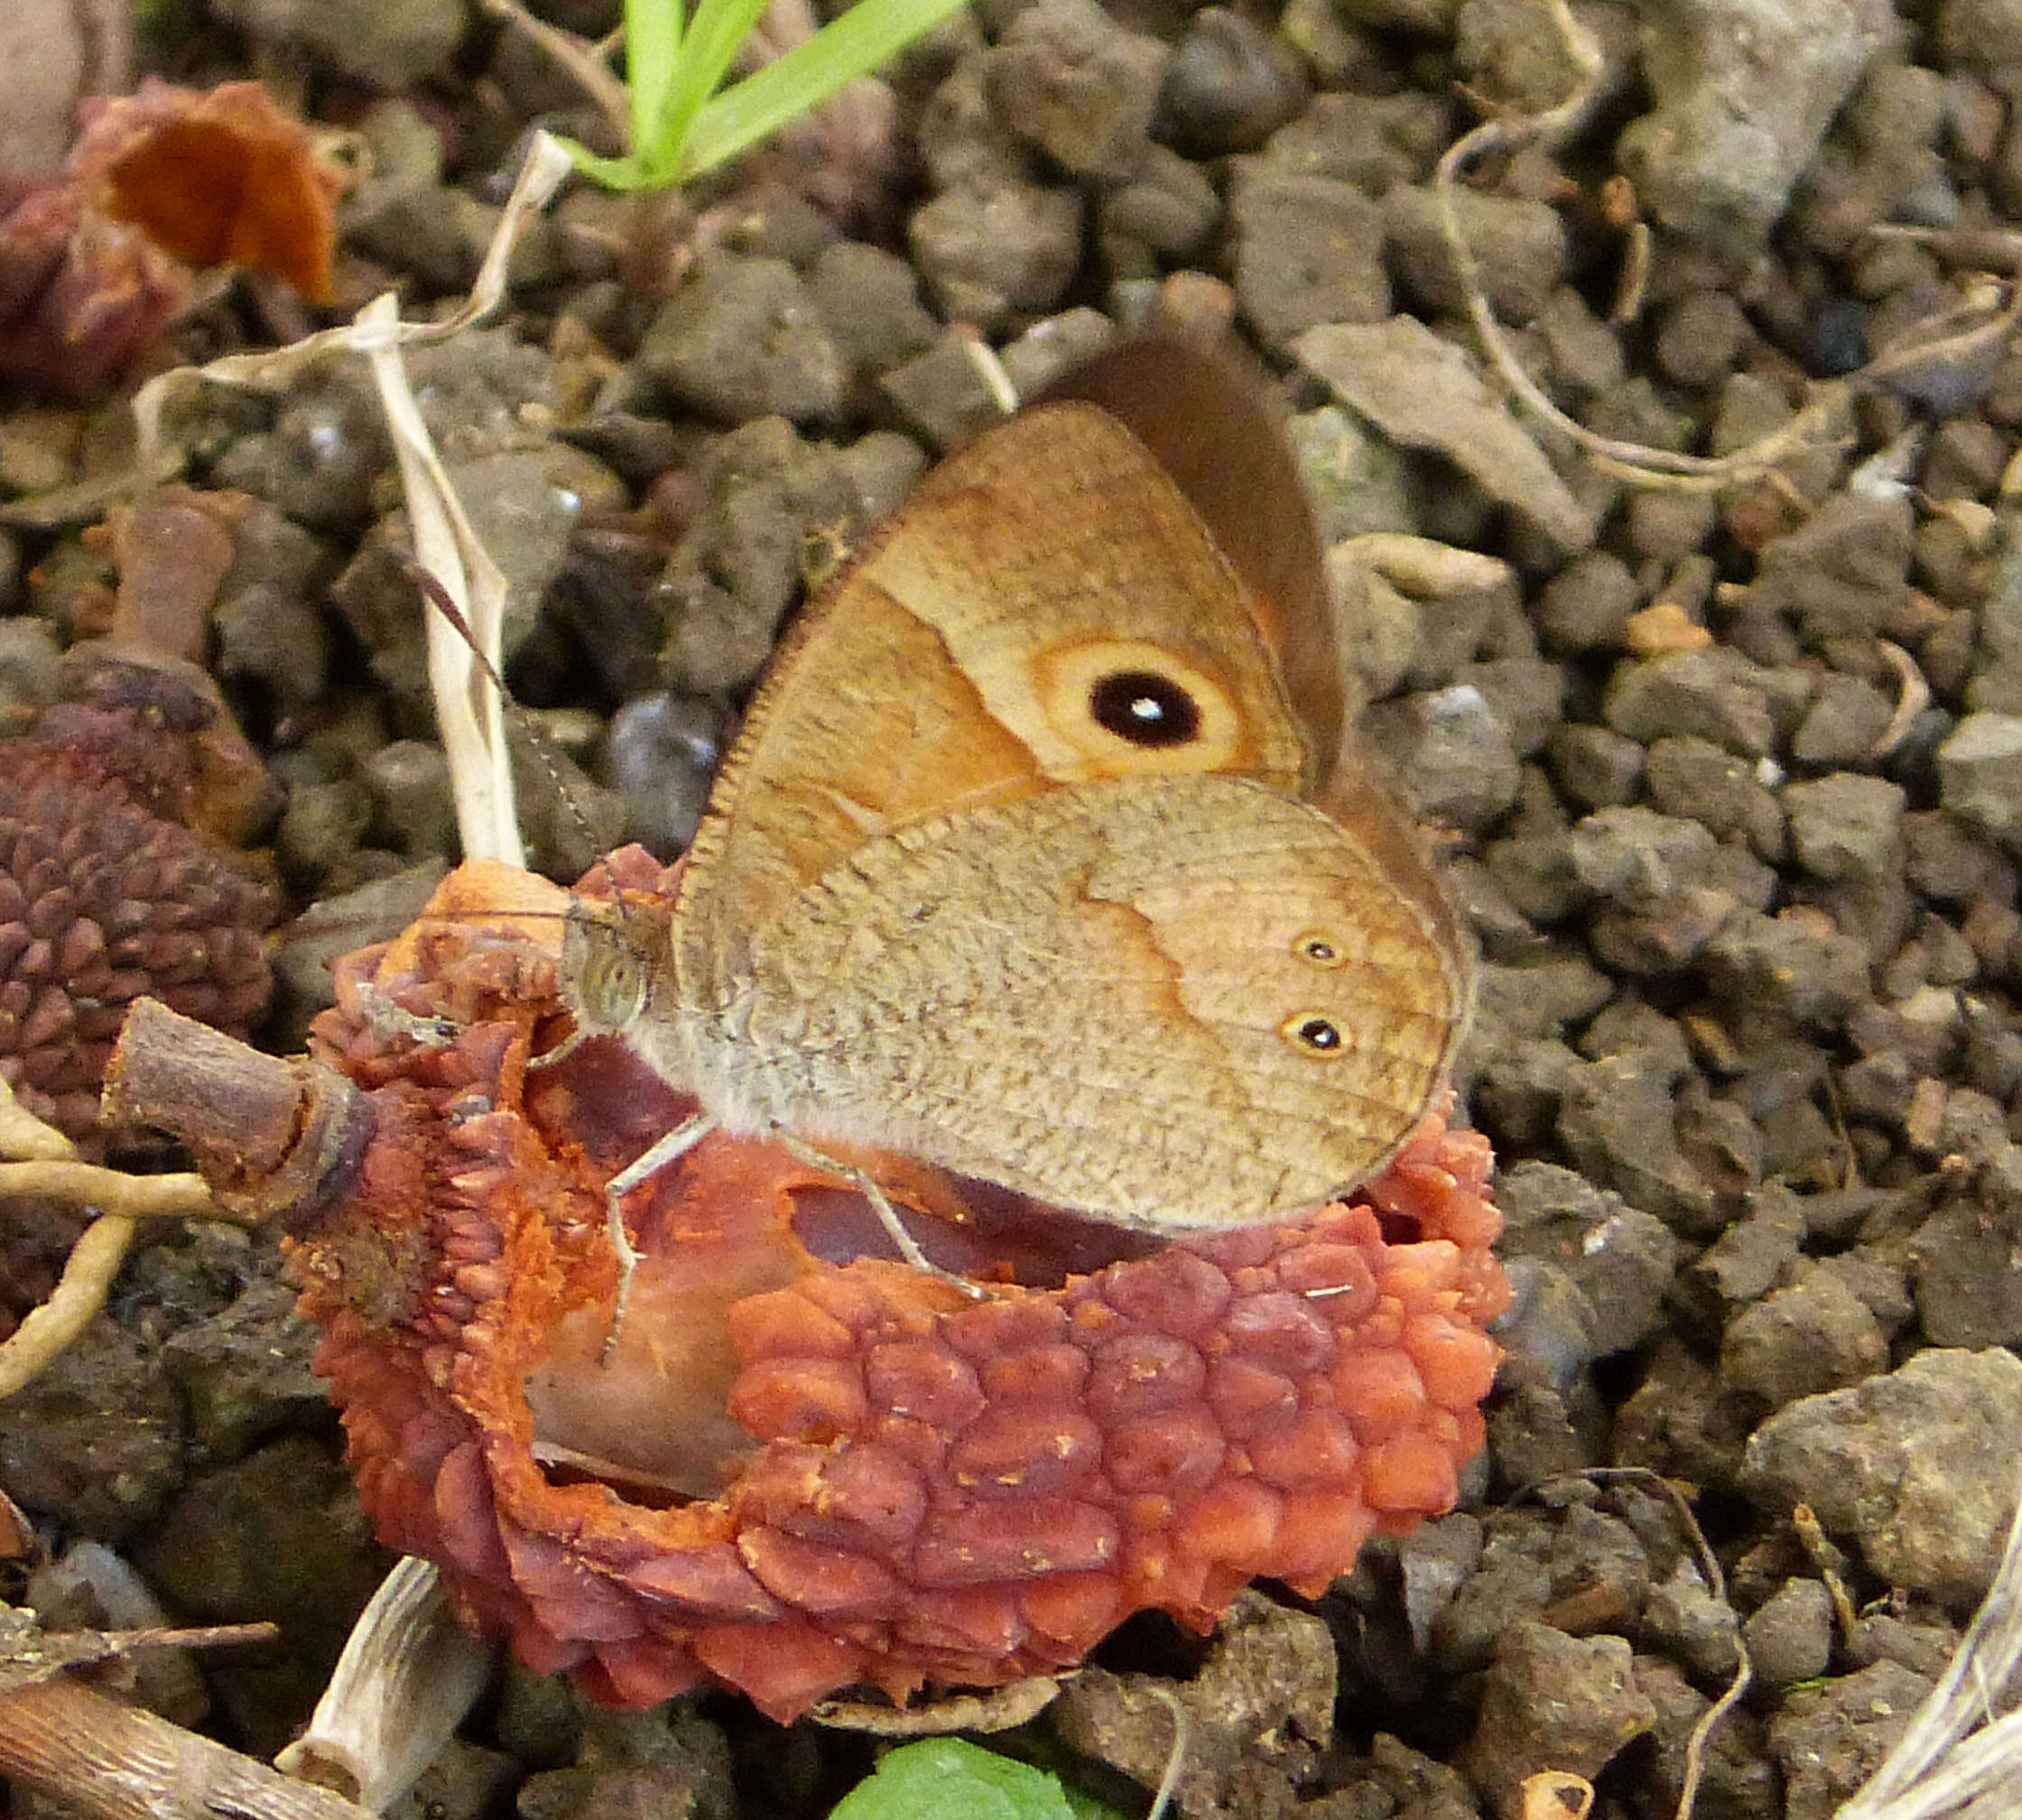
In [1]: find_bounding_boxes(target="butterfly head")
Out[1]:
[560,896,659,1037]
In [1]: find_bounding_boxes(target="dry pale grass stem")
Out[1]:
[1434,0,2022,496]
[0,1076,219,1402]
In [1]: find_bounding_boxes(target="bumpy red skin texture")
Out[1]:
[296,864,1507,1724]
[0,726,274,1138]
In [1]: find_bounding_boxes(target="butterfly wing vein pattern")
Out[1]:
[691,775,1459,1230]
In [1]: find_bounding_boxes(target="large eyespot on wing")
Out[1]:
[1028,637,1246,778]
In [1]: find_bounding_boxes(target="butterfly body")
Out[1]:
[562,346,1467,1243]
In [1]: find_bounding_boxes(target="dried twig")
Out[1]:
[0,1672,376,1820]
[479,0,630,129]
[275,1559,494,1813]
[1,1606,279,1695]
[0,1214,137,1403]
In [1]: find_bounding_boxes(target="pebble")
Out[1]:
[1460,1623,1657,1820]
[1361,685,1523,831]
[1558,1055,1721,1234]
[1615,0,1899,247]
[915,59,1032,193]
[1156,8,1307,157]
[997,307,1119,398]
[1495,1164,1683,1356]
[1644,736,1786,857]
[1741,492,1915,646]
[908,177,1084,335]
[1768,1661,1934,1820]
[1437,1504,1651,1672]
[1640,1560,1742,1679]
[1685,1188,1805,1317]
[360,740,456,860]
[1703,909,1873,1033]
[1939,0,2022,95]
[1548,724,1646,810]
[1936,710,2022,850]
[210,0,464,88]
[1721,1265,1888,1407]
[1570,806,1721,912]
[879,332,1016,449]
[1290,409,1417,544]
[656,420,890,693]
[1911,1158,2022,1346]
[1260,89,1448,191]
[1455,0,1608,113]
[1783,773,1906,880]
[1742,1346,2022,1602]
[806,243,939,379]
[1455,657,1564,758]
[1744,1577,1835,1685]
[1537,552,1639,655]
[1605,649,1780,757]
[1052,1594,1335,1817]
[210,367,390,533]
[1654,291,1750,389]
[1792,672,1894,764]
[1385,184,1568,327]
[276,778,375,887]
[1492,1258,1600,1396]
[984,0,1170,181]
[1098,145,1220,266]
[635,255,849,426]
[1229,168,1389,348]
[0,618,62,720]
[603,692,727,859]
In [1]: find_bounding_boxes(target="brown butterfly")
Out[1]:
[560,334,1470,1297]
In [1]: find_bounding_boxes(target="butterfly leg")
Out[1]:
[526,1028,585,1072]
[601,1110,717,1361]
[771,1130,987,1301]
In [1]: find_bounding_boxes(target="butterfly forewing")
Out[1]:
[672,401,1309,1007]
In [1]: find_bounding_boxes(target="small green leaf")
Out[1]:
[566,0,969,193]
[655,0,776,164]
[680,0,969,178]
[826,1739,1129,1820]
[626,0,685,167]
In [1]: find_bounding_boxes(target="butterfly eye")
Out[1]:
[1283,1014,1345,1054]
[1088,669,1203,748]
[1294,932,1345,969]
[589,950,646,1026]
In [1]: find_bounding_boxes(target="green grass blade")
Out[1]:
[626,0,686,160]
[679,0,969,179]
[654,0,776,168]
[551,132,653,190]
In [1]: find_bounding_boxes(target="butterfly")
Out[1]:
[555,333,1469,1309]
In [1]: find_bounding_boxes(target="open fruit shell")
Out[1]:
[290,856,1508,1723]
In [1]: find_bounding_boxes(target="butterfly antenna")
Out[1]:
[409,562,664,1352]
[405,562,616,884]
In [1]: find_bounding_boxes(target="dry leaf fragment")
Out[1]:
[81,82,345,305]
[0,79,345,395]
